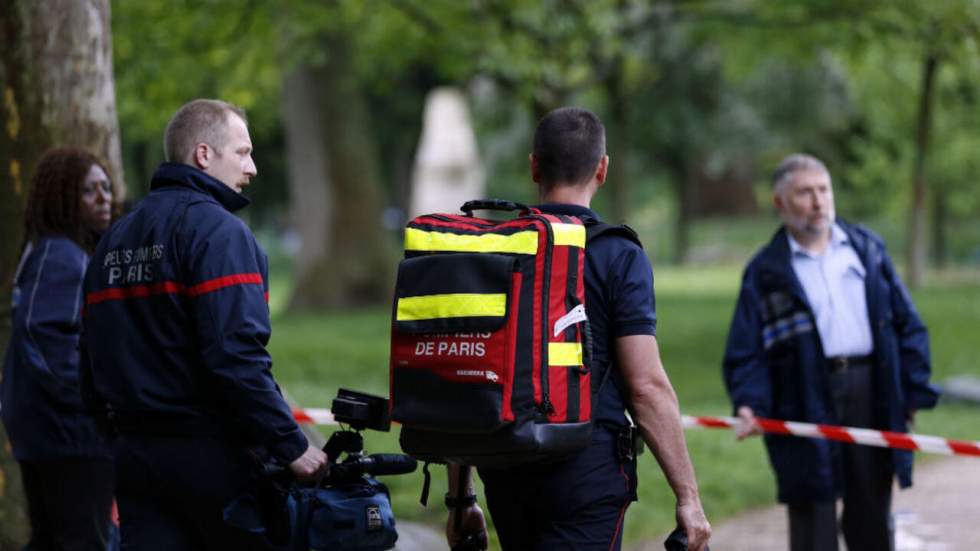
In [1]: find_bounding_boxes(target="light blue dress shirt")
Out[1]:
[787,223,874,357]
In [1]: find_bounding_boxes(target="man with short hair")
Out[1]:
[82,99,327,548]
[447,107,711,551]
[723,153,940,551]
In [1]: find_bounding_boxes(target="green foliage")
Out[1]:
[836,2,980,224]
[112,0,281,141]
[110,0,980,264]
[111,0,287,209]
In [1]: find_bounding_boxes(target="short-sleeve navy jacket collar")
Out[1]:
[533,202,600,222]
[151,162,250,213]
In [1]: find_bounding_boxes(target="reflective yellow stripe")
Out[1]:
[396,293,507,321]
[404,228,538,254]
[551,223,586,248]
[548,342,583,366]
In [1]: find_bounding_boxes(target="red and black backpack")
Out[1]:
[389,199,638,467]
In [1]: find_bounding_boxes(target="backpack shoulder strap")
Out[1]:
[584,219,643,248]
[579,218,643,404]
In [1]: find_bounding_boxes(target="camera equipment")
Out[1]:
[331,388,391,432]
[452,533,488,551]
[664,527,711,551]
[323,389,416,484]
[226,389,416,551]
[298,389,416,550]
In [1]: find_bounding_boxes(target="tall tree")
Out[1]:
[841,1,980,286]
[907,50,939,287]
[925,66,980,267]
[284,24,395,309]
[0,0,123,545]
[281,66,333,293]
[671,0,980,274]
[276,1,458,309]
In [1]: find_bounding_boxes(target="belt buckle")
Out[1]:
[830,356,849,372]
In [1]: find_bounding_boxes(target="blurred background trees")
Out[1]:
[102,0,980,291]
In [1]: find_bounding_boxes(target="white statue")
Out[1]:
[410,87,485,218]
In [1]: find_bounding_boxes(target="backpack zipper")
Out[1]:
[422,214,495,227]
[531,215,554,417]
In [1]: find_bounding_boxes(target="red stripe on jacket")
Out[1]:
[86,273,265,305]
[185,273,264,297]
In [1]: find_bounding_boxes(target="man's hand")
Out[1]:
[446,503,487,550]
[735,406,762,440]
[288,444,329,481]
[676,498,711,551]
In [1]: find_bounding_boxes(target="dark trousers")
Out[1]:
[478,427,636,551]
[20,457,115,551]
[113,434,272,551]
[788,364,894,551]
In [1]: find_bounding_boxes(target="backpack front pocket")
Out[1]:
[390,253,519,432]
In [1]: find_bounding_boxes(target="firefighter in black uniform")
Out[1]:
[446,108,711,550]
[82,99,327,549]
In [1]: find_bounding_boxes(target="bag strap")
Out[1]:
[460,199,536,217]
[582,217,643,404]
[584,219,643,248]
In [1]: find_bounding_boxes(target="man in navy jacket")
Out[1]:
[82,99,327,548]
[723,153,939,551]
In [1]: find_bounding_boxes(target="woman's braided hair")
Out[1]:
[23,147,114,254]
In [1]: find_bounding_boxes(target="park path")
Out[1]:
[628,455,980,551]
[394,455,980,550]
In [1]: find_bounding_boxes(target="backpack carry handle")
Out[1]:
[460,199,535,217]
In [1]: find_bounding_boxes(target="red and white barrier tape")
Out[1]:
[682,415,980,457]
[293,407,336,426]
[290,408,980,457]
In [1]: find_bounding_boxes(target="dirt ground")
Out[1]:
[627,455,980,551]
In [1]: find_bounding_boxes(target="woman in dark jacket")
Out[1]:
[1,148,116,550]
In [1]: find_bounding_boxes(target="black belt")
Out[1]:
[826,355,873,373]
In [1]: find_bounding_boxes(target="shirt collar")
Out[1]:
[532,203,600,222]
[787,222,849,259]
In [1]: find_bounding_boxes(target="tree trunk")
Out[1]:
[661,150,695,265]
[930,183,947,268]
[282,67,332,292]
[673,167,697,265]
[906,52,938,288]
[603,66,630,224]
[287,31,393,310]
[0,0,123,545]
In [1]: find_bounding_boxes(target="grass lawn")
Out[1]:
[266,263,980,547]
